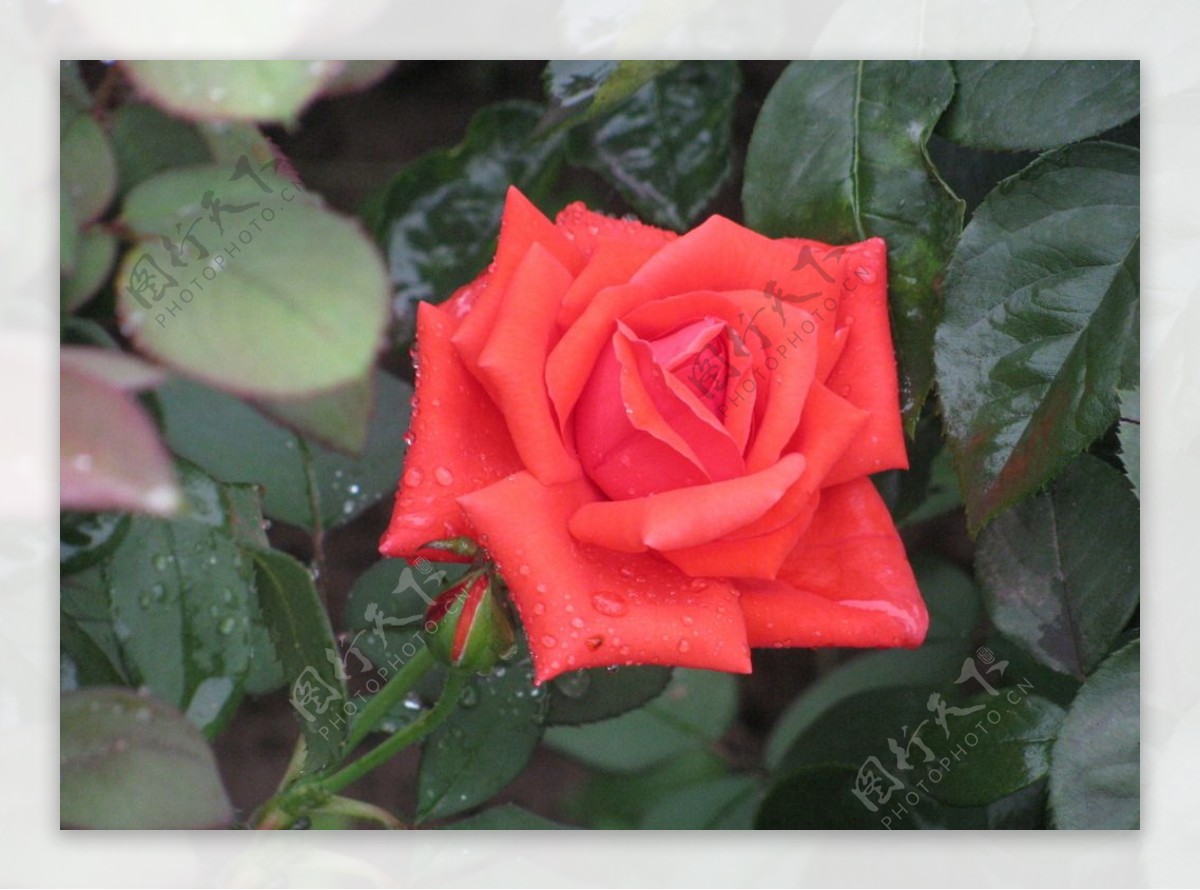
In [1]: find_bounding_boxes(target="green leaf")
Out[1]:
[926,694,1065,807]
[445,803,569,830]
[756,765,888,829]
[416,658,548,822]
[122,60,340,123]
[157,370,412,531]
[538,60,680,135]
[61,567,129,686]
[61,103,117,226]
[546,665,672,726]
[109,102,211,196]
[544,668,737,772]
[104,463,261,734]
[249,547,346,771]
[1049,639,1139,828]
[565,748,727,828]
[764,646,965,772]
[115,164,388,398]
[1118,388,1140,498]
[975,455,1139,679]
[873,405,961,525]
[253,373,376,455]
[60,362,180,516]
[61,687,234,828]
[61,189,79,275]
[61,511,130,575]
[934,142,1139,531]
[940,61,1140,152]
[370,102,565,335]
[61,228,118,314]
[568,61,739,231]
[639,775,762,829]
[743,60,964,430]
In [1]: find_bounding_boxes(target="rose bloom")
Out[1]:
[381,188,928,683]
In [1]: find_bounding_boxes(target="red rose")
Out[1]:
[381,187,928,683]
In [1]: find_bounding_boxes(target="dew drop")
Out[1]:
[434,466,455,486]
[677,639,691,653]
[682,615,694,626]
[540,634,559,648]
[689,578,708,591]
[402,692,423,711]
[554,671,591,699]
[591,590,628,617]
[403,467,424,487]
[518,564,531,576]
[570,617,585,629]
[458,684,479,709]
[532,602,546,615]
[218,617,237,635]
[535,582,548,594]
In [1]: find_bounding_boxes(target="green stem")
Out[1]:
[317,669,470,797]
[314,795,406,829]
[343,643,435,753]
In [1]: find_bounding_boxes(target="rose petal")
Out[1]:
[556,238,664,329]
[457,471,750,683]
[568,453,806,553]
[476,243,581,485]
[379,301,523,558]
[452,187,585,371]
[738,477,928,648]
[658,498,817,580]
[546,282,654,439]
[555,201,676,258]
[615,326,745,482]
[822,237,908,482]
[787,381,871,492]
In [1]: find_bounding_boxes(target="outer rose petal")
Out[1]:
[555,201,677,257]
[379,302,523,558]
[476,243,581,485]
[738,477,928,648]
[457,471,751,683]
[821,237,909,483]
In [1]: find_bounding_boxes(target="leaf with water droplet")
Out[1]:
[546,664,672,726]
[416,640,546,823]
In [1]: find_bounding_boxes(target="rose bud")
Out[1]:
[424,572,515,672]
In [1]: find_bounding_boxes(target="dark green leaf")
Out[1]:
[416,658,548,822]
[61,511,130,575]
[544,668,736,772]
[926,694,1064,807]
[157,370,412,531]
[743,60,964,430]
[565,749,727,829]
[61,605,128,691]
[249,547,346,770]
[940,61,1139,151]
[546,665,672,726]
[538,60,680,135]
[104,463,260,734]
[122,60,340,123]
[445,803,570,830]
[756,765,891,829]
[61,228,118,313]
[764,645,965,772]
[1049,639,1139,828]
[109,103,211,195]
[61,566,128,685]
[639,775,762,829]
[873,405,961,525]
[976,455,1139,679]
[568,61,739,231]
[61,687,233,828]
[1118,388,1140,498]
[934,142,1139,530]
[370,102,565,339]
[116,164,388,398]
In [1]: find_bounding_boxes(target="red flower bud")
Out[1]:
[424,573,514,672]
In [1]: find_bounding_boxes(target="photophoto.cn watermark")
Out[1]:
[288,557,460,740]
[685,244,869,402]
[124,154,306,329]
[850,646,1039,828]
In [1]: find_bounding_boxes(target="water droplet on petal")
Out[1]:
[570,617,584,629]
[591,590,628,617]
[403,467,424,487]
[434,466,455,486]
[677,639,691,653]
[540,634,558,648]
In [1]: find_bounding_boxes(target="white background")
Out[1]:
[3,0,1192,885]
